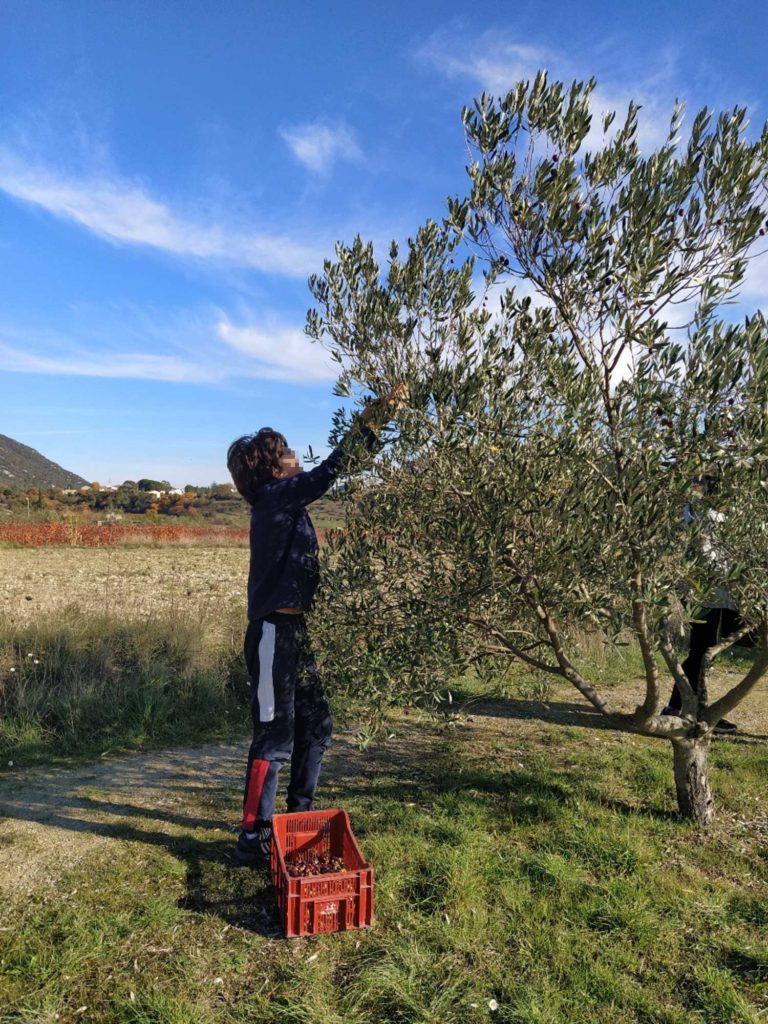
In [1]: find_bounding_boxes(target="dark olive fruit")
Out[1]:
[286,853,347,877]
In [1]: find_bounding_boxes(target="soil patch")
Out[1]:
[0,718,436,899]
[1,674,765,901]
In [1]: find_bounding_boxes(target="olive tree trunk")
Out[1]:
[671,737,714,826]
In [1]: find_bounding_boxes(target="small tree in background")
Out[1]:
[307,74,768,825]
[137,479,171,493]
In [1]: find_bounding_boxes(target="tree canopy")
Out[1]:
[307,74,768,824]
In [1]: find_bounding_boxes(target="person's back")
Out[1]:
[224,397,398,866]
[243,436,367,620]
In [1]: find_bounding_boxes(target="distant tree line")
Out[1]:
[0,481,246,522]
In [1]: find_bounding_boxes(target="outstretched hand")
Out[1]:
[360,383,409,425]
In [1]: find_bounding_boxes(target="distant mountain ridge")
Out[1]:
[0,434,89,489]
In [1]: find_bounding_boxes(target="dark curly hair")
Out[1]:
[227,428,288,503]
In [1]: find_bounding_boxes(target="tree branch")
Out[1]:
[698,623,757,708]
[513,572,622,718]
[706,620,768,725]
[631,578,661,720]
[467,618,564,675]
[635,711,699,738]
[658,624,698,717]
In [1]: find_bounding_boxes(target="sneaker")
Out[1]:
[713,718,737,735]
[232,824,271,867]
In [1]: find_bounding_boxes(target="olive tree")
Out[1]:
[307,74,768,825]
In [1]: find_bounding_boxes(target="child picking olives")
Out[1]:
[226,386,406,866]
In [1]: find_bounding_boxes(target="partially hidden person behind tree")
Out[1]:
[662,473,748,735]
[225,387,405,866]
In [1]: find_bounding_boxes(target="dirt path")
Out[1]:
[453,673,768,744]
[0,719,436,900]
[0,741,243,899]
[2,675,766,903]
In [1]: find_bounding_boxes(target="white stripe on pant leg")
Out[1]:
[257,622,276,722]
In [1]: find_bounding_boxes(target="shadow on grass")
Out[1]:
[596,797,681,823]
[0,724,469,934]
[0,735,598,924]
[719,731,768,745]
[0,741,282,936]
[456,696,624,731]
[8,805,279,934]
[172,835,280,937]
[455,695,768,747]
[0,715,692,929]
[721,947,768,982]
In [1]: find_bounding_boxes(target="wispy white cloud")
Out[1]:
[216,316,337,381]
[416,28,677,151]
[280,120,362,174]
[0,306,337,385]
[0,338,218,383]
[417,33,553,94]
[0,150,325,277]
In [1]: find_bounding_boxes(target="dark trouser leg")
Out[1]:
[241,616,300,830]
[670,607,728,710]
[286,621,332,813]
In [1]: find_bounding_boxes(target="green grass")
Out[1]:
[2,680,767,1023]
[2,611,766,1022]
[0,610,250,768]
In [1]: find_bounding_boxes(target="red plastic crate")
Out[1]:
[270,809,374,938]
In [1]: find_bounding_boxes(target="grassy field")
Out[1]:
[0,546,250,767]
[1,683,767,1023]
[1,545,767,1023]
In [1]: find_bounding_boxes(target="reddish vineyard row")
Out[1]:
[0,523,251,547]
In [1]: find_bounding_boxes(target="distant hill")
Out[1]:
[0,434,89,489]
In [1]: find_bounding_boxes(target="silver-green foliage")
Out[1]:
[307,74,768,814]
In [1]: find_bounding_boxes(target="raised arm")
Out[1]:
[264,422,376,507]
[265,385,407,508]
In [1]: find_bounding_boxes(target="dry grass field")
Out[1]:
[0,545,249,630]
[0,545,252,766]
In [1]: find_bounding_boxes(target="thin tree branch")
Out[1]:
[467,618,564,675]
[631,577,661,720]
[698,623,757,707]
[658,625,698,717]
[513,572,623,718]
[707,621,768,725]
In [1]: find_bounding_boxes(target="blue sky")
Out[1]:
[1,0,767,485]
